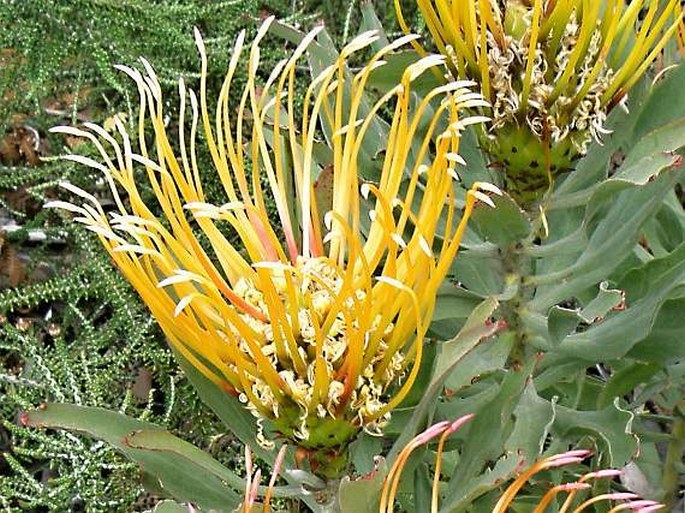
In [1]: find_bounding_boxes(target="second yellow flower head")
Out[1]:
[400,0,683,203]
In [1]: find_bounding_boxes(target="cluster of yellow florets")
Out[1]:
[227,256,404,445]
[470,13,614,157]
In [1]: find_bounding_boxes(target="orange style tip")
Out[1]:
[414,420,451,444]
[249,469,262,500]
[474,181,503,196]
[244,446,254,476]
[221,382,239,396]
[543,449,592,468]
[544,456,587,468]
[603,493,640,501]
[550,449,592,460]
[473,190,496,208]
[624,500,661,510]
[272,444,288,474]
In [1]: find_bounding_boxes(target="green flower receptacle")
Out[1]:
[480,124,580,207]
[271,408,360,479]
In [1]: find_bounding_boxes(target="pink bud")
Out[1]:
[555,482,591,492]
[445,414,475,435]
[582,469,622,480]
[413,421,450,445]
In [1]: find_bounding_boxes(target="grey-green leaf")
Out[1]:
[23,403,242,511]
[471,191,531,246]
[338,458,387,513]
[152,501,193,513]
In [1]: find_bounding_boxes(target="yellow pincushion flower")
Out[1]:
[397,0,683,204]
[49,19,496,474]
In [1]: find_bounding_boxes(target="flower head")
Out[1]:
[49,19,495,472]
[398,0,683,203]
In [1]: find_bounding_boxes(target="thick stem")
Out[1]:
[309,478,342,513]
[499,242,535,366]
[661,406,685,506]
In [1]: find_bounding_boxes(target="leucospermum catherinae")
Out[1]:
[397,0,683,203]
[48,19,498,475]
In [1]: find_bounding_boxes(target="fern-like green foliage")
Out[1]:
[0,221,253,512]
[1,226,168,510]
[0,0,267,122]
